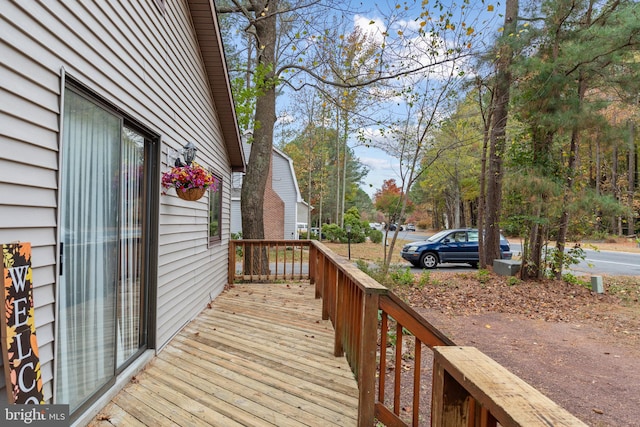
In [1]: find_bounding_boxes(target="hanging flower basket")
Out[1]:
[175,187,207,201]
[161,162,218,202]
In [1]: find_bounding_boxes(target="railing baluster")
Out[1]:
[298,243,303,278]
[394,321,403,415]
[379,311,388,405]
[413,338,422,427]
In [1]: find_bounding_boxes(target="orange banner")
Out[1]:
[2,242,44,404]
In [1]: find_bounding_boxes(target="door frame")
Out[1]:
[54,72,159,418]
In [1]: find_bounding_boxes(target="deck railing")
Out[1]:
[229,239,587,427]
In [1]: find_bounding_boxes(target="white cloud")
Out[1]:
[277,111,295,124]
[360,155,393,171]
[354,144,402,197]
[395,19,422,32]
[353,14,387,44]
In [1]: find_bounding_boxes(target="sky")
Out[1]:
[354,144,399,197]
[276,0,503,199]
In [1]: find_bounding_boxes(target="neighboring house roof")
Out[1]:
[238,141,312,210]
[272,146,311,209]
[187,0,245,172]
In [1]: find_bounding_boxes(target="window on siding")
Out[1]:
[209,173,222,244]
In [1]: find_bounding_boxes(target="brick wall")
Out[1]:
[263,159,285,239]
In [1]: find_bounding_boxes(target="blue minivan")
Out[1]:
[400,228,512,269]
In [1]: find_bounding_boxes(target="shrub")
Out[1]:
[477,269,490,284]
[322,224,344,242]
[390,267,415,287]
[369,229,383,244]
[416,271,431,289]
[562,273,588,288]
[507,276,519,286]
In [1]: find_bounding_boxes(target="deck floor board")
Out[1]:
[90,282,358,426]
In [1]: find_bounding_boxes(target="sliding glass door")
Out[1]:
[57,87,152,414]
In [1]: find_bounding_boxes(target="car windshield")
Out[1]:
[426,230,451,242]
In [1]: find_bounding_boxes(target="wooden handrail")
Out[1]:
[432,346,588,426]
[229,240,586,426]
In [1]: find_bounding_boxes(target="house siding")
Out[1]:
[272,150,299,239]
[232,144,310,239]
[1,0,236,407]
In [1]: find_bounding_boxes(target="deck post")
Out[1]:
[357,291,379,426]
[315,251,324,300]
[309,243,316,284]
[431,356,471,425]
[321,259,333,320]
[228,240,236,285]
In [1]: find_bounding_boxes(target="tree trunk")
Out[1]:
[628,121,636,235]
[521,203,545,279]
[240,0,278,273]
[477,79,492,269]
[554,74,587,279]
[611,145,619,233]
[484,0,518,266]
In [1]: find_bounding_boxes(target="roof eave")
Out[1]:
[187,0,245,172]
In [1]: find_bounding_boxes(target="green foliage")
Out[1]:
[356,260,410,289]
[390,267,415,287]
[282,124,368,226]
[232,232,243,257]
[416,271,431,289]
[545,245,587,278]
[322,224,344,242]
[355,259,371,274]
[477,269,490,284]
[341,207,369,243]
[356,259,388,286]
[507,276,520,286]
[369,229,383,244]
[561,273,588,288]
[566,190,630,238]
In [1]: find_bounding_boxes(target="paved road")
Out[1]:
[396,232,640,276]
[510,243,640,276]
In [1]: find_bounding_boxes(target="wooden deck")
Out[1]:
[90,282,359,426]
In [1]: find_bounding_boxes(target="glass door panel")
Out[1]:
[117,128,145,366]
[57,89,120,412]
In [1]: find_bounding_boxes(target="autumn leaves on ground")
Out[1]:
[324,238,640,337]
[324,238,640,426]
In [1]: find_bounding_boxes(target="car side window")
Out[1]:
[468,231,479,242]
[452,231,466,242]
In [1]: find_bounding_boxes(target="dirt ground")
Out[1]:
[324,238,640,426]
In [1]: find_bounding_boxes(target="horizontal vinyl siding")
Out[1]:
[2,0,236,406]
[272,154,299,239]
[0,9,61,400]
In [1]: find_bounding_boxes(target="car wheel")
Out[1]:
[420,252,438,269]
[469,262,478,269]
